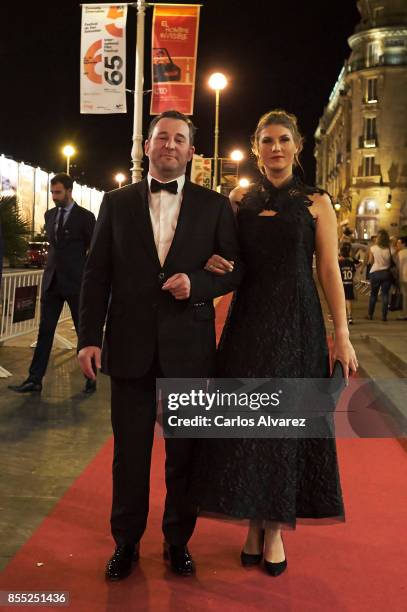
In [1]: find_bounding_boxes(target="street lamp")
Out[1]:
[334,202,341,212]
[208,72,227,191]
[230,149,244,182]
[115,172,126,188]
[62,145,75,174]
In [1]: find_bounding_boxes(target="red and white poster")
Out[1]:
[191,155,212,189]
[80,4,127,114]
[150,4,200,115]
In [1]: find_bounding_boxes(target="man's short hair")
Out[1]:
[147,110,196,145]
[51,173,73,190]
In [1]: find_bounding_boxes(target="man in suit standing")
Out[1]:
[77,110,242,580]
[9,173,96,394]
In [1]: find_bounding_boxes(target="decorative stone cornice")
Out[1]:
[349,27,407,48]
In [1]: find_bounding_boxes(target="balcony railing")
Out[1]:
[358,136,378,149]
[349,55,407,72]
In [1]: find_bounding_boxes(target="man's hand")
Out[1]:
[162,273,191,300]
[78,346,101,379]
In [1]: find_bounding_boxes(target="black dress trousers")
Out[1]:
[110,352,197,547]
[29,275,80,382]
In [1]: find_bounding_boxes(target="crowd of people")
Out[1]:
[338,227,407,323]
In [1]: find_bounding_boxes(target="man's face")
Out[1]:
[50,182,71,207]
[144,118,194,180]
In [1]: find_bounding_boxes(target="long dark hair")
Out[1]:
[376,229,390,248]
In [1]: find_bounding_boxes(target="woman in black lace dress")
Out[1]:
[194,110,358,576]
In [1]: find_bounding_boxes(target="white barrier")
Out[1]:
[0,270,74,377]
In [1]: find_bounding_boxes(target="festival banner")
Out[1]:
[220,159,238,194]
[191,155,212,189]
[150,4,200,115]
[80,4,127,114]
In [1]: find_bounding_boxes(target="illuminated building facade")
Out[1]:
[315,0,407,238]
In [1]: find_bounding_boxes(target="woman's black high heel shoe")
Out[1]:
[264,557,287,576]
[241,529,264,566]
[263,535,287,576]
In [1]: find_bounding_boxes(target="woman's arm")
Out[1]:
[311,193,358,378]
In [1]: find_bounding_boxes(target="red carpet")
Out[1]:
[1,294,406,611]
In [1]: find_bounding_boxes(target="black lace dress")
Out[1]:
[193,175,345,527]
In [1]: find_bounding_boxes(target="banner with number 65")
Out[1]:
[80,4,127,114]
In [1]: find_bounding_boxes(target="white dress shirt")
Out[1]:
[147,173,185,266]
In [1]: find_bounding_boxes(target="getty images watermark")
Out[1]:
[156,377,407,439]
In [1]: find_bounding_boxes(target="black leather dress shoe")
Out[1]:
[163,543,195,576]
[105,543,140,581]
[83,378,96,394]
[8,379,42,394]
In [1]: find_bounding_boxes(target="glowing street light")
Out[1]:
[334,202,341,211]
[231,149,243,162]
[231,149,244,183]
[208,72,227,190]
[115,172,126,188]
[62,145,75,174]
[239,178,250,188]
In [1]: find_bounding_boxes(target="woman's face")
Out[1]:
[257,124,298,176]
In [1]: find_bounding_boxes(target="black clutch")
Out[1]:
[328,360,347,400]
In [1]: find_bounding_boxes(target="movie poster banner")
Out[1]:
[80,4,127,114]
[220,159,238,194]
[150,4,200,115]
[191,155,212,189]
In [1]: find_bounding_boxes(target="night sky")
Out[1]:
[2,1,361,192]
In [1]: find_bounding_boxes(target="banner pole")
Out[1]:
[131,0,146,183]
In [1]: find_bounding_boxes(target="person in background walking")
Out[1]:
[396,236,407,321]
[367,229,392,322]
[9,173,96,394]
[360,235,376,280]
[339,242,359,325]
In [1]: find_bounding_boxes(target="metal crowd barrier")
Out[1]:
[0,270,74,377]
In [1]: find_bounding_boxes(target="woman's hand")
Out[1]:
[331,333,358,382]
[204,254,234,276]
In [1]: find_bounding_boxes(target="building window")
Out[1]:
[367,41,380,67]
[366,78,378,102]
[363,117,377,147]
[357,198,379,215]
[363,156,375,176]
[385,39,405,48]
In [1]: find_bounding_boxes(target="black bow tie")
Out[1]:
[150,178,178,195]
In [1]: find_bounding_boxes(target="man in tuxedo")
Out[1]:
[77,110,242,580]
[9,173,96,394]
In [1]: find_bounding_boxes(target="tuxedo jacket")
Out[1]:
[77,178,243,378]
[43,203,96,295]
